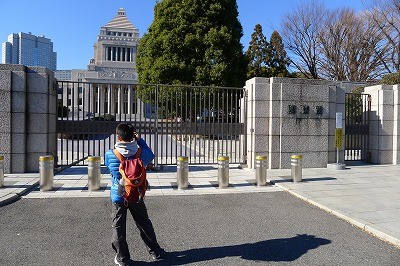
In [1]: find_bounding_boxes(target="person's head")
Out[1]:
[116,123,134,142]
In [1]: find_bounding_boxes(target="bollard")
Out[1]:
[177,156,189,189]
[255,156,267,186]
[218,156,229,188]
[88,156,101,191]
[291,155,303,182]
[39,155,54,191]
[0,155,4,188]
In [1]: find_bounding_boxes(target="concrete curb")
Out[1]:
[0,181,39,207]
[273,182,400,249]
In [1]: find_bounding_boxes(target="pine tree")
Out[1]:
[269,30,291,77]
[136,0,247,87]
[245,24,271,79]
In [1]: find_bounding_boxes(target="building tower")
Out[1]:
[58,8,140,117]
[68,7,139,83]
[2,32,57,71]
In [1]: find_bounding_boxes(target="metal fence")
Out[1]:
[56,82,247,167]
[344,93,371,161]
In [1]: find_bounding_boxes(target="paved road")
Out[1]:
[1,193,399,266]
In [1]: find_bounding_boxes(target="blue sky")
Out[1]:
[0,0,365,70]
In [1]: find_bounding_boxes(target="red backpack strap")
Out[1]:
[134,148,142,159]
[113,149,125,162]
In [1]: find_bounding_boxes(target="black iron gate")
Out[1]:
[345,93,371,161]
[56,82,247,167]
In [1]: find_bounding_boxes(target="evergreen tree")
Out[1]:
[269,30,291,77]
[137,0,247,87]
[245,24,270,79]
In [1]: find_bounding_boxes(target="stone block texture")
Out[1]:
[0,64,57,173]
[364,84,399,164]
[245,77,362,169]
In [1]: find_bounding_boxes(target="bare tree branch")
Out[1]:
[281,0,326,78]
[365,0,400,72]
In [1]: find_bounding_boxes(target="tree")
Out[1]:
[245,24,270,79]
[137,0,247,88]
[281,0,393,81]
[281,0,326,79]
[269,30,291,77]
[381,71,400,84]
[319,8,389,81]
[246,26,290,78]
[366,0,400,73]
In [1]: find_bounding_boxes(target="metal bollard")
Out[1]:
[177,156,189,189]
[218,156,229,188]
[291,155,303,182]
[88,156,101,191]
[39,155,54,191]
[255,156,267,186]
[0,155,4,188]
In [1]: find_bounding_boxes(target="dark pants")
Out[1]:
[111,200,162,262]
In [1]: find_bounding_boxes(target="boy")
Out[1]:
[105,123,166,266]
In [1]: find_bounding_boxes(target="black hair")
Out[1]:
[116,123,134,141]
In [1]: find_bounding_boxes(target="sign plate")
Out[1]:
[335,128,343,148]
[336,112,343,128]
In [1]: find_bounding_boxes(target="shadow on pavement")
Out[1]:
[135,234,331,265]
[57,166,109,175]
[158,165,216,172]
[272,177,337,183]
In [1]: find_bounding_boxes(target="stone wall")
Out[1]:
[364,84,400,164]
[245,77,346,169]
[0,64,57,173]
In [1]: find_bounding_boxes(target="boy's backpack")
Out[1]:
[113,148,147,204]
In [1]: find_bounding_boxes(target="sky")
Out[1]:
[0,0,366,70]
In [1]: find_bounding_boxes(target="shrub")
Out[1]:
[381,72,400,85]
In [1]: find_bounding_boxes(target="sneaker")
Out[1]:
[150,248,167,260]
[114,254,129,266]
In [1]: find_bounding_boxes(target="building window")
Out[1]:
[112,47,116,61]
[107,47,111,61]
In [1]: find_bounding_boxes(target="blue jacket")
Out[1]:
[105,138,155,204]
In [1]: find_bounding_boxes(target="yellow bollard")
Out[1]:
[39,156,54,191]
[88,156,101,191]
[255,156,267,186]
[218,156,229,188]
[0,155,4,188]
[291,155,303,182]
[177,156,189,189]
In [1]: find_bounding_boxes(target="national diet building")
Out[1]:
[57,8,140,115]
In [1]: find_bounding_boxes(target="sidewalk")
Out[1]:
[1,164,399,248]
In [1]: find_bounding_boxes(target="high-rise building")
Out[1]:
[1,32,57,71]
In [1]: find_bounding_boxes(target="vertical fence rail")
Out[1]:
[345,93,371,161]
[56,82,247,167]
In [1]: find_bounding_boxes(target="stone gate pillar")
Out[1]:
[0,64,57,173]
[364,84,400,164]
[245,77,344,169]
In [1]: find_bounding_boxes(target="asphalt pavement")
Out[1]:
[1,194,399,265]
[0,163,399,265]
